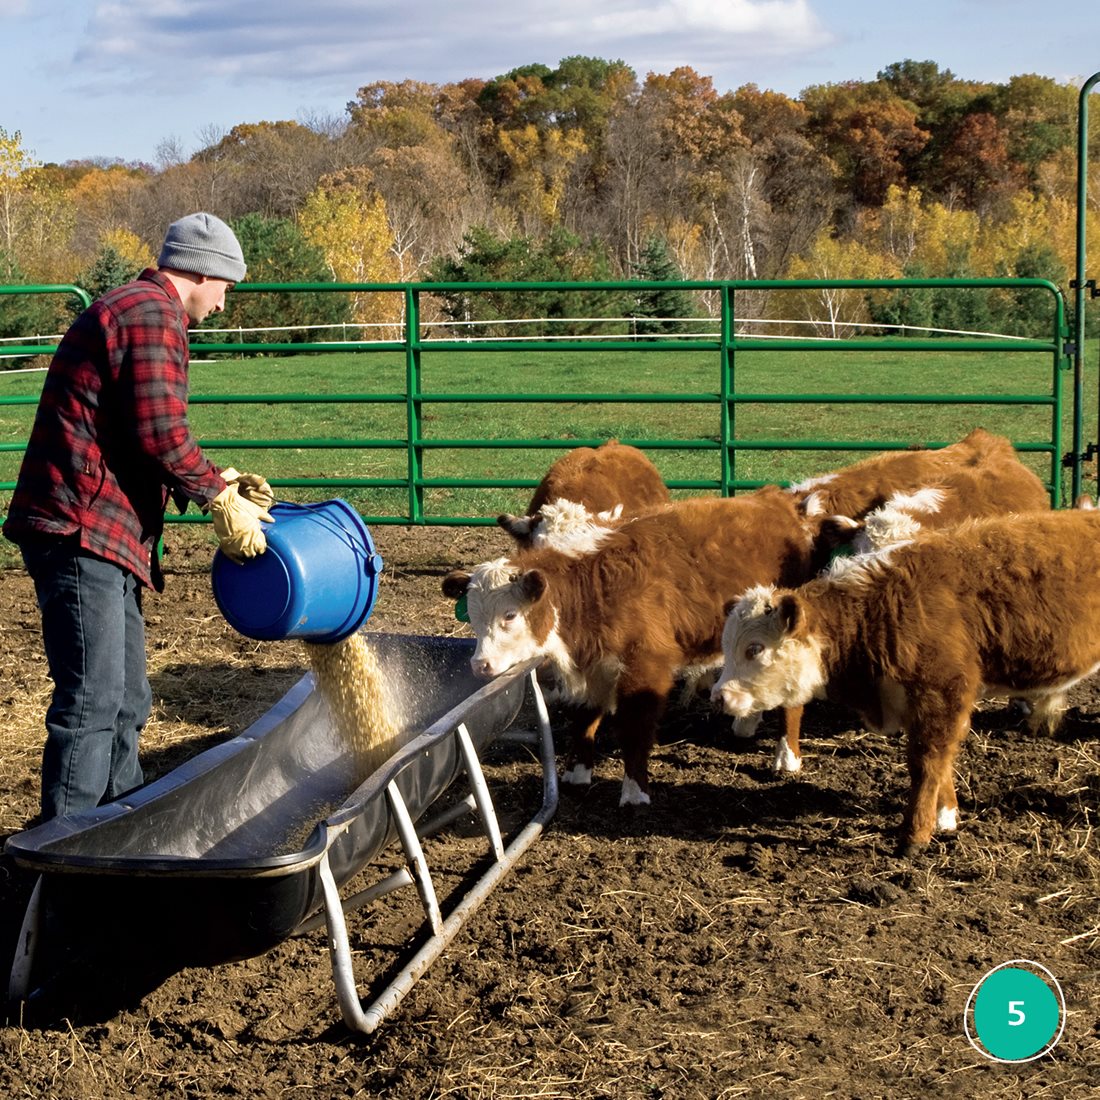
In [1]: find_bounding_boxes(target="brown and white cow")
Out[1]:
[788,426,1023,520]
[497,440,669,553]
[443,489,825,805]
[764,429,1052,774]
[711,510,1100,853]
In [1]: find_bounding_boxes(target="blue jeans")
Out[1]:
[20,537,150,819]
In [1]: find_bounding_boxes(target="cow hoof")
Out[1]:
[561,764,593,787]
[619,778,651,807]
[771,740,802,775]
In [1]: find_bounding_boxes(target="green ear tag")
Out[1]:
[455,594,470,622]
[827,543,855,565]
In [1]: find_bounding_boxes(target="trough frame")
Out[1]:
[7,644,558,1035]
[313,672,556,1033]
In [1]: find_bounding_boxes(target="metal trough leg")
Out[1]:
[386,779,443,936]
[321,669,556,1034]
[293,795,483,939]
[8,874,44,1004]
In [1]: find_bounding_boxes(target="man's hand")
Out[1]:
[220,468,275,510]
[210,485,273,563]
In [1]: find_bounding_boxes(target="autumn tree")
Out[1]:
[938,113,1020,212]
[727,84,837,281]
[206,213,351,344]
[64,163,152,267]
[474,64,591,234]
[197,121,339,218]
[298,169,402,335]
[472,58,639,236]
[990,74,1078,186]
[605,67,750,284]
[802,81,930,210]
[0,128,76,281]
[346,80,492,275]
[784,229,899,337]
[0,127,37,275]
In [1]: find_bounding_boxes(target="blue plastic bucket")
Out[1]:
[211,499,384,644]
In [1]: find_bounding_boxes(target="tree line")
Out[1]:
[2,56,1098,349]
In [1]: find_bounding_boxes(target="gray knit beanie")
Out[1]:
[157,212,247,282]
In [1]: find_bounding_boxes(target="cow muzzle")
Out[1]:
[470,655,499,679]
[710,679,757,718]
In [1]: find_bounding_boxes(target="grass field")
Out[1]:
[1,338,1092,532]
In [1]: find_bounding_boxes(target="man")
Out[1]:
[3,212,272,820]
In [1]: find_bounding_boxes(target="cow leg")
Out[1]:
[613,685,670,807]
[935,771,959,834]
[561,704,604,787]
[901,700,971,854]
[772,705,805,774]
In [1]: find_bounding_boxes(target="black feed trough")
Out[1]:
[5,633,556,1031]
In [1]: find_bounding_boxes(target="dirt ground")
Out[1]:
[0,522,1097,1099]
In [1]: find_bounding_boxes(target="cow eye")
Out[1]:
[502,610,518,624]
[745,642,764,660]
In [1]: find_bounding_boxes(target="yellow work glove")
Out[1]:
[209,485,273,563]
[219,467,275,510]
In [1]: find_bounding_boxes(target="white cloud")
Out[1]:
[67,0,833,93]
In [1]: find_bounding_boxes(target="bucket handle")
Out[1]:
[269,501,383,575]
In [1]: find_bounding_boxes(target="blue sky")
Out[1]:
[3,0,1099,166]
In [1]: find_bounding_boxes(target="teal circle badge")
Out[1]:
[964,960,1064,1062]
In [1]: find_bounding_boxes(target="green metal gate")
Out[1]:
[0,276,1073,526]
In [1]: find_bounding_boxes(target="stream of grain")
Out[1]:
[304,632,402,782]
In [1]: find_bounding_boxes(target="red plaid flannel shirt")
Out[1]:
[3,269,227,589]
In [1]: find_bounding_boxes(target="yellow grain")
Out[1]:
[304,633,401,781]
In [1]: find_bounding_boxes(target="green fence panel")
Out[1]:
[1,277,1070,527]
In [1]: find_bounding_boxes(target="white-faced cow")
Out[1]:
[712,510,1100,854]
[764,429,1052,774]
[443,489,824,806]
[497,440,669,552]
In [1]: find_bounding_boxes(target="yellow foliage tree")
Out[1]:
[785,229,900,337]
[299,170,402,335]
[101,227,156,271]
[68,165,149,263]
[497,124,587,231]
[859,184,980,276]
[0,127,75,282]
[972,190,1075,278]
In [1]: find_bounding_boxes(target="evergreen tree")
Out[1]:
[992,242,1067,338]
[206,214,352,346]
[865,262,936,336]
[71,245,144,312]
[429,226,626,337]
[630,235,697,338]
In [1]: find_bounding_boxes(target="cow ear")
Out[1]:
[442,571,471,598]
[817,514,860,546]
[810,514,861,568]
[498,513,536,539]
[517,569,548,603]
[776,593,804,635]
[722,597,739,617]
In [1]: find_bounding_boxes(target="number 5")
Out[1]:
[1008,1000,1026,1026]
